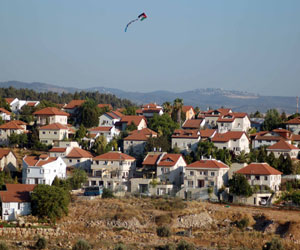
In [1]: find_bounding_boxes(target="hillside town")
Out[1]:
[0,90,299,249]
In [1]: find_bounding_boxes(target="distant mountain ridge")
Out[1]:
[0,81,297,113]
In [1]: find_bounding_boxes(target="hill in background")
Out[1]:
[0,81,297,113]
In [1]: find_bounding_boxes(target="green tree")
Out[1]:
[172,98,183,125]
[0,97,11,111]
[162,102,172,116]
[144,136,171,153]
[68,168,88,190]
[123,106,137,115]
[92,135,108,155]
[77,98,101,128]
[126,121,137,132]
[229,174,253,197]
[31,185,70,222]
[75,124,87,140]
[195,141,217,160]
[262,109,282,131]
[149,114,179,137]
[0,242,9,250]
[35,236,47,249]
[102,188,114,198]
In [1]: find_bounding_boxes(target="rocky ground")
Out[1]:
[1,196,300,249]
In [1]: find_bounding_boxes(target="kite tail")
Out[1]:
[125,18,139,32]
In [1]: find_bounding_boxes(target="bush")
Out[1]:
[156,243,176,250]
[155,214,173,226]
[153,198,186,211]
[262,238,284,250]
[35,236,47,249]
[114,243,127,250]
[156,225,171,237]
[236,218,250,230]
[0,242,8,250]
[102,188,114,198]
[176,240,195,250]
[72,239,91,250]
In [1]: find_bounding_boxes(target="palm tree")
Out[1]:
[173,98,183,125]
[162,101,172,115]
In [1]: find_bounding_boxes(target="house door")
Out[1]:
[198,180,204,188]
[35,178,39,184]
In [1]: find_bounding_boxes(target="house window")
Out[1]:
[69,159,72,163]
[210,172,215,177]
[190,171,194,176]
[188,181,193,187]
[42,132,45,134]
[77,160,80,163]
[264,176,268,181]
[40,169,44,174]
[210,181,214,186]
[165,168,170,173]
[27,169,30,174]
[255,175,260,180]
[54,132,57,135]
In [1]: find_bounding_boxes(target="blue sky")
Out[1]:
[0,0,300,96]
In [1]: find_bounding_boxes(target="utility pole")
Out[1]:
[297,96,299,114]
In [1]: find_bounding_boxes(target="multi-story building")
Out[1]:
[33,107,69,126]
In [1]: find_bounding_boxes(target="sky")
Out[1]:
[0,0,300,96]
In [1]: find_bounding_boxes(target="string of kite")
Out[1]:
[125,13,147,32]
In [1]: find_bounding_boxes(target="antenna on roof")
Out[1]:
[159,147,162,152]
[297,96,299,114]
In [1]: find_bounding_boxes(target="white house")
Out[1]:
[39,123,74,145]
[99,111,123,127]
[0,108,11,121]
[88,126,120,143]
[138,103,164,118]
[217,112,251,133]
[181,159,229,199]
[5,98,39,113]
[252,129,292,149]
[266,140,300,159]
[64,147,93,171]
[0,120,27,146]
[22,154,67,185]
[33,107,69,126]
[156,153,186,186]
[48,141,80,157]
[235,163,282,191]
[201,108,232,128]
[0,184,36,221]
[212,131,250,154]
[171,129,200,154]
[123,128,157,155]
[5,98,19,112]
[89,151,136,191]
[285,117,300,135]
[119,115,147,131]
[0,149,17,172]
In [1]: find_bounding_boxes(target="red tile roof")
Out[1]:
[267,140,299,151]
[200,129,216,138]
[26,101,39,107]
[142,154,161,165]
[292,134,300,141]
[49,147,67,153]
[67,147,93,158]
[89,126,113,132]
[142,108,162,113]
[0,120,27,130]
[39,123,69,130]
[182,119,203,129]
[236,163,282,175]
[187,160,229,169]
[64,100,85,109]
[23,155,58,167]
[0,184,36,203]
[93,151,135,161]
[97,104,113,110]
[4,98,15,104]
[0,149,13,159]
[172,129,200,139]
[33,107,69,116]
[142,103,159,109]
[285,117,300,125]
[120,115,146,126]
[212,131,246,142]
[124,128,157,141]
[157,154,183,167]
[0,108,11,115]
[182,106,194,113]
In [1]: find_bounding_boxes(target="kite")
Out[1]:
[125,13,147,32]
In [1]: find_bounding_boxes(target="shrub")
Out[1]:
[155,213,173,226]
[236,218,250,230]
[102,188,114,199]
[156,225,171,237]
[156,243,176,250]
[72,239,91,250]
[176,240,195,250]
[0,242,8,250]
[114,243,127,250]
[35,236,47,249]
[153,198,186,211]
[262,238,284,250]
